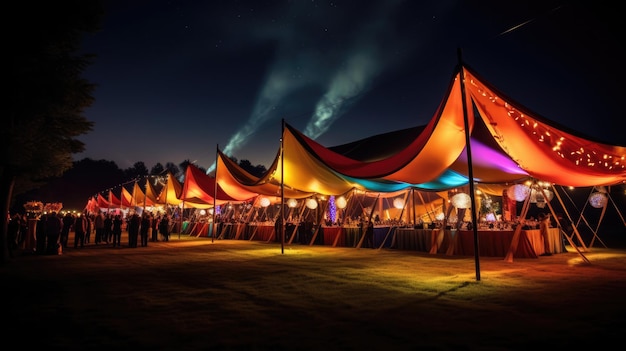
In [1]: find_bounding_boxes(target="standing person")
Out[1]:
[556,213,572,252]
[61,212,74,249]
[73,212,87,248]
[94,212,105,245]
[140,213,151,247]
[85,213,93,244]
[45,212,63,255]
[104,213,113,244]
[18,213,28,248]
[159,214,170,242]
[151,214,159,242]
[7,213,20,258]
[365,220,374,249]
[127,213,140,248]
[539,213,552,256]
[111,214,123,247]
[36,214,47,255]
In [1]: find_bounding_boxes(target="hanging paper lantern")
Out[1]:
[393,197,405,209]
[335,196,347,209]
[305,198,318,210]
[589,192,608,209]
[451,193,471,209]
[287,198,298,208]
[199,209,206,216]
[508,184,530,202]
[259,197,271,208]
[435,212,445,221]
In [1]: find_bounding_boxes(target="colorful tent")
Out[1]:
[280,64,625,189]
[180,163,255,208]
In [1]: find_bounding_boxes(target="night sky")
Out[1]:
[76,0,625,171]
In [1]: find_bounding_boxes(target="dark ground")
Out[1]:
[3,232,626,350]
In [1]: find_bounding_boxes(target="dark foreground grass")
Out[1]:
[3,235,626,350]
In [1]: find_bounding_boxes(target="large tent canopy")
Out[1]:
[87,63,626,212]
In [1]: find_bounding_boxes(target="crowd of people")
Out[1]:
[6,210,173,256]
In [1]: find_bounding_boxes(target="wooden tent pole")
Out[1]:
[288,200,307,245]
[504,186,532,262]
[333,189,354,247]
[357,193,379,249]
[457,49,481,281]
[280,119,285,254]
[552,186,590,256]
[212,144,218,243]
[552,186,590,263]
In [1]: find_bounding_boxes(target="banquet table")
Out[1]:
[394,227,564,258]
[245,224,275,241]
[394,228,455,254]
[322,226,344,246]
[454,227,564,258]
[324,226,395,248]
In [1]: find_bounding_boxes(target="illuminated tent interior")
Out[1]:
[85,63,625,254]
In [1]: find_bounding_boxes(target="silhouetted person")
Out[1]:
[85,213,93,244]
[159,215,170,242]
[365,220,374,249]
[73,213,87,248]
[104,214,113,243]
[35,214,47,255]
[127,213,140,248]
[539,213,552,256]
[94,212,105,244]
[45,212,63,255]
[61,212,74,249]
[140,213,151,247]
[7,213,20,258]
[151,215,159,242]
[112,214,123,247]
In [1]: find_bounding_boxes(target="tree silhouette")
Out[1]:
[1,2,104,262]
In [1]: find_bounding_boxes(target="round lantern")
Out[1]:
[589,192,608,209]
[199,209,206,216]
[259,197,271,208]
[508,184,530,202]
[305,198,318,210]
[393,197,405,209]
[451,193,471,209]
[335,196,347,209]
[435,212,445,221]
[287,198,298,208]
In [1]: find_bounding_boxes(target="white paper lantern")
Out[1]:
[199,209,206,216]
[435,212,445,221]
[508,184,530,202]
[287,198,298,208]
[451,193,471,209]
[305,198,318,210]
[335,196,347,209]
[589,192,608,209]
[259,197,271,208]
[393,197,405,209]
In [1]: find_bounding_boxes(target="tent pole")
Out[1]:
[280,119,285,254]
[457,48,481,281]
[212,144,218,243]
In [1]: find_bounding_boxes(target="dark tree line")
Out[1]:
[2,1,104,263]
